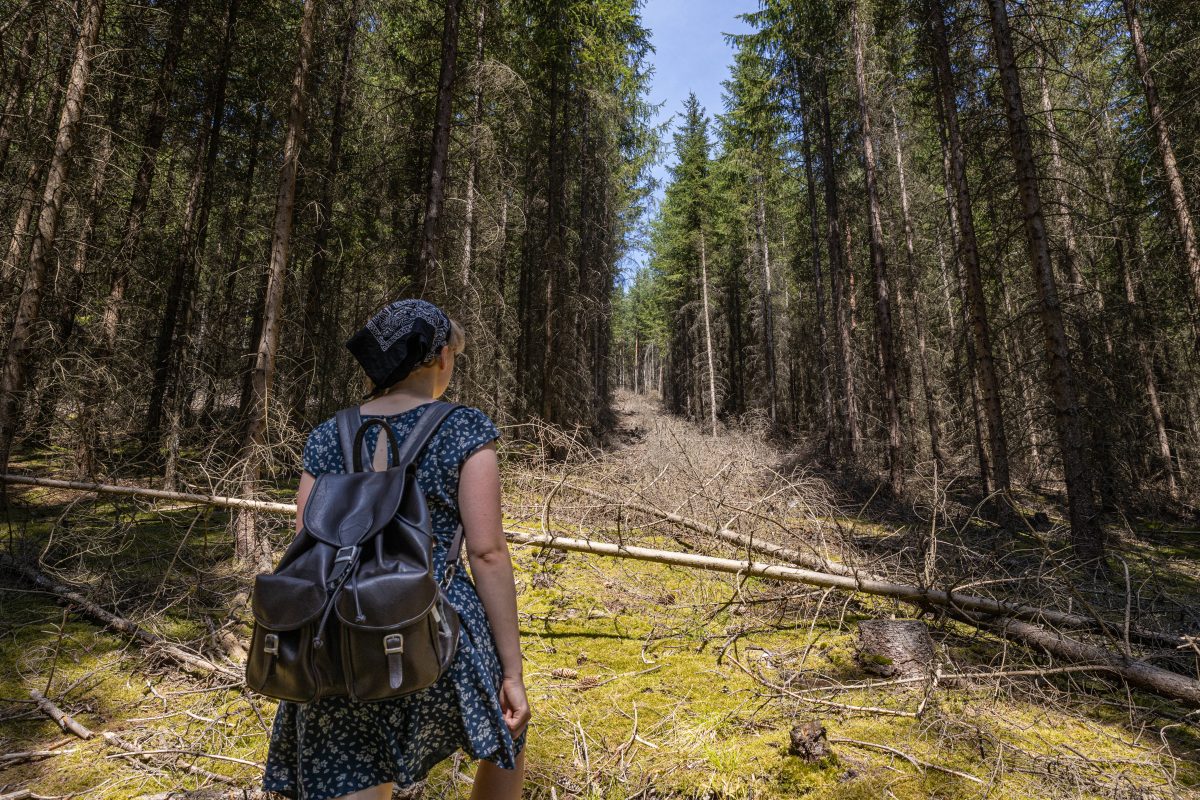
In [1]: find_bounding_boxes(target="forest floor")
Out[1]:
[1,389,1199,799]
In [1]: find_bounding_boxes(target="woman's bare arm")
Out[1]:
[294,471,316,533]
[458,442,523,677]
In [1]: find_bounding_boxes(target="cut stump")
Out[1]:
[856,619,934,678]
[789,720,830,761]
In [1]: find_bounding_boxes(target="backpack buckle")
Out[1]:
[263,633,279,656]
[335,545,358,563]
[383,633,404,654]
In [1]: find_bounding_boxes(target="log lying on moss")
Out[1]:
[0,553,238,679]
[5,472,1181,645]
[528,477,1183,647]
[3,473,1197,707]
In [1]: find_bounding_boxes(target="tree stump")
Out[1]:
[788,720,830,761]
[855,619,934,678]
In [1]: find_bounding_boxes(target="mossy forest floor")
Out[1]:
[2,391,1199,798]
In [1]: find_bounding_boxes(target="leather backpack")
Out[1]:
[246,401,465,703]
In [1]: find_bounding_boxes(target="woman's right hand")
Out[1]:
[499,674,530,739]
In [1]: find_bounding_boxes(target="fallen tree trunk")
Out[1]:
[4,473,1197,706]
[1,473,295,513]
[1,553,238,679]
[1,472,1185,644]
[521,478,1181,646]
[969,614,1200,707]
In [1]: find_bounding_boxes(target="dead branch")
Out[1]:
[2,553,239,679]
[829,736,985,784]
[29,689,93,739]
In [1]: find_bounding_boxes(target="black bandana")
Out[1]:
[345,299,451,397]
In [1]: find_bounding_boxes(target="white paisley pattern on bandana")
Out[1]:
[263,404,525,800]
[365,299,449,352]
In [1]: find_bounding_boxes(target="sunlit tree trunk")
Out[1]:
[234,0,321,560]
[817,69,859,459]
[852,0,902,492]
[987,0,1102,559]
[929,0,1010,495]
[100,0,191,351]
[891,105,944,473]
[417,0,462,291]
[1122,0,1200,345]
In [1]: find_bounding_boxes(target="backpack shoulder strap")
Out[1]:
[335,406,363,473]
[394,401,463,469]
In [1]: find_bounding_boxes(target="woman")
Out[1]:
[263,299,530,800]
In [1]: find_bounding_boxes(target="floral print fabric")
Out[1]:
[263,403,525,799]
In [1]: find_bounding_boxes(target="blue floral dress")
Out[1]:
[263,402,526,799]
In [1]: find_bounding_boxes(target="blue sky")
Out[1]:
[622,0,757,281]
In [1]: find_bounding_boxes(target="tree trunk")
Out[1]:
[1122,0,1200,345]
[0,0,105,503]
[986,0,1103,560]
[851,0,902,493]
[753,175,778,426]
[929,0,1010,495]
[460,0,486,287]
[817,70,860,459]
[147,0,241,438]
[292,0,358,425]
[234,0,321,560]
[700,231,718,437]
[800,96,834,459]
[100,0,191,352]
[0,17,40,174]
[891,105,944,473]
[416,0,462,291]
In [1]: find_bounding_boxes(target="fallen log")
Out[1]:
[29,689,92,739]
[503,530,1200,708]
[969,615,1200,707]
[1,554,238,679]
[4,473,1198,706]
[0,473,294,514]
[534,478,1183,648]
[4,472,1181,645]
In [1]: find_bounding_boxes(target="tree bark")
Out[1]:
[460,0,486,287]
[817,69,860,459]
[986,0,1103,559]
[928,0,1010,495]
[0,0,105,503]
[753,174,778,427]
[100,0,191,352]
[800,96,834,458]
[0,16,40,174]
[146,0,241,438]
[234,0,321,560]
[292,0,358,425]
[700,231,718,437]
[416,0,462,291]
[891,105,944,473]
[851,0,902,492]
[1122,0,1200,346]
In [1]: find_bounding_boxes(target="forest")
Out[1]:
[1,0,1199,796]
[616,0,1200,558]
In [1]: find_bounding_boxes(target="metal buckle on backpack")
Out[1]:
[334,545,358,563]
[383,633,404,654]
[263,633,279,656]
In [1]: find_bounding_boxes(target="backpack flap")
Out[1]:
[302,469,407,547]
[334,570,438,630]
[251,572,328,629]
